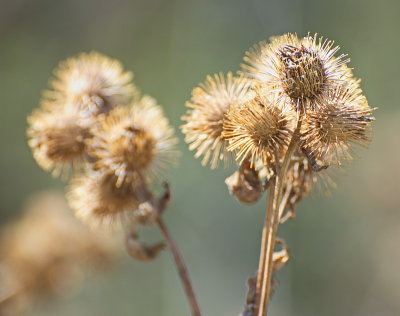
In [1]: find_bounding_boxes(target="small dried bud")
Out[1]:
[43,51,137,116]
[278,152,318,223]
[27,107,91,178]
[223,91,295,165]
[181,72,255,168]
[88,96,178,188]
[125,231,165,262]
[225,161,263,205]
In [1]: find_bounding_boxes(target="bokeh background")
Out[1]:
[1,0,399,315]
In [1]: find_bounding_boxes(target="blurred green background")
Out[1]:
[1,0,399,315]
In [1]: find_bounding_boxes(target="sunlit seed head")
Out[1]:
[300,86,374,168]
[241,33,353,109]
[68,171,140,229]
[181,72,255,169]
[223,91,295,166]
[27,107,91,178]
[88,96,178,187]
[43,51,137,116]
[278,44,325,98]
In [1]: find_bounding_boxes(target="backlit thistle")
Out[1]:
[26,52,202,316]
[88,95,178,188]
[43,51,136,116]
[182,72,255,168]
[27,106,91,177]
[183,32,375,316]
[241,33,353,110]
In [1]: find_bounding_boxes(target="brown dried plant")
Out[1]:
[0,191,117,316]
[182,33,374,316]
[27,52,201,315]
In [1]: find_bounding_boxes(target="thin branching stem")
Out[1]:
[156,217,202,316]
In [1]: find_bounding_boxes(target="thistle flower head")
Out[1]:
[43,51,136,116]
[27,106,91,178]
[68,172,140,228]
[241,33,353,110]
[300,86,374,169]
[88,96,178,188]
[181,72,255,168]
[223,91,295,165]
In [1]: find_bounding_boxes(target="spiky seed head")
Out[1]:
[223,91,295,166]
[181,72,255,168]
[27,106,91,178]
[241,33,354,110]
[300,86,374,169]
[43,51,137,116]
[88,96,178,188]
[68,172,140,228]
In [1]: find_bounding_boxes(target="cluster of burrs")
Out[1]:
[182,33,374,315]
[27,52,178,260]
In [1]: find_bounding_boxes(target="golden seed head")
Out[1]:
[27,107,91,178]
[278,43,325,98]
[241,33,353,109]
[88,96,178,187]
[301,86,374,168]
[68,172,140,228]
[223,91,295,165]
[43,51,137,116]
[181,72,255,168]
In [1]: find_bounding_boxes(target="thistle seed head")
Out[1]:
[88,96,178,188]
[300,86,374,168]
[241,33,353,110]
[181,72,255,168]
[223,91,295,166]
[27,107,91,178]
[43,51,137,117]
[67,172,140,228]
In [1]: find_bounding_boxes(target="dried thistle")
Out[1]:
[67,171,141,229]
[27,106,91,177]
[183,32,375,316]
[88,95,178,188]
[43,51,137,116]
[241,33,354,111]
[223,90,295,165]
[26,51,202,316]
[0,191,117,315]
[300,86,374,169]
[181,72,255,168]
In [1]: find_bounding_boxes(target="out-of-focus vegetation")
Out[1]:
[0,0,399,315]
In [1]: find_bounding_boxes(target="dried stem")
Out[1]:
[256,116,303,316]
[254,176,276,311]
[156,217,202,316]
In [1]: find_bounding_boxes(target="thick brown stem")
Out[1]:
[156,217,202,316]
